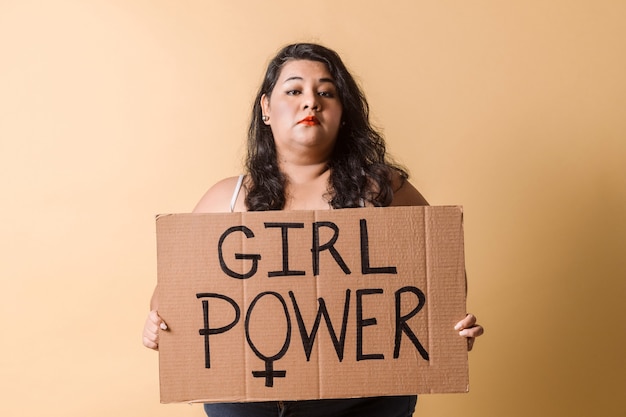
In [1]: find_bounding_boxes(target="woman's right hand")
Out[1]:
[142,309,167,350]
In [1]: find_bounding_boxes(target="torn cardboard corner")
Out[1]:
[156,206,468,404]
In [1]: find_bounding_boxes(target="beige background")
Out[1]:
[1,1,624,416]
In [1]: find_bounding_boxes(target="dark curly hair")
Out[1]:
[245,43,407,211]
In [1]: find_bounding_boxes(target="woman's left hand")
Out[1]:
[455,314,484,351]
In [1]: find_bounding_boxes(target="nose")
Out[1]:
[303,91,320,111]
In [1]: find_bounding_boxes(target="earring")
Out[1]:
[262,115,269,122]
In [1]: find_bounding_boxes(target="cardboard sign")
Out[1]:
[156,206,468,403]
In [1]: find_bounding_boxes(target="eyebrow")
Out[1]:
[283,76,336,84]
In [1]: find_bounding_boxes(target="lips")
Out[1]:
[298,116,320,126]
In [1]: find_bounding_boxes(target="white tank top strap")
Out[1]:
[230,174,245,213]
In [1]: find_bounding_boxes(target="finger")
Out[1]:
[149,310,168,330]
[142,321,160,350]
[459,324,484,338]
[454,313,476,331]
[144,319,159,335]
[467,337,475,351]
[142,310,167,350]
[142,325,159,345]
[142,335,159,350]
[143,329,156,343]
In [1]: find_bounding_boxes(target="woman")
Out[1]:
[143,43,484,417]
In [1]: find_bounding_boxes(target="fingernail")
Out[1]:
[160,323,168,330]
[454,323,462,331]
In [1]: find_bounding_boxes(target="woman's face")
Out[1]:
[261,59,343,162]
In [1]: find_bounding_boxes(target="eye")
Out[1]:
[318,91,335,98]
[286,90,301,96]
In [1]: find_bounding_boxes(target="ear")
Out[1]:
[260,94,271,124]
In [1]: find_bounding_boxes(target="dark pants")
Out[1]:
[204,396,417,417]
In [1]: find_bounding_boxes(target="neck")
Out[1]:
[280,160,330,185]
[276,146,332,183]
[279,161,333,210]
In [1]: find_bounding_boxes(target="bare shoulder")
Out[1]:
[193,176,243,213]
[389,172,429,207]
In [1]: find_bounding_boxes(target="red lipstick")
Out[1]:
[298,116,319,126]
